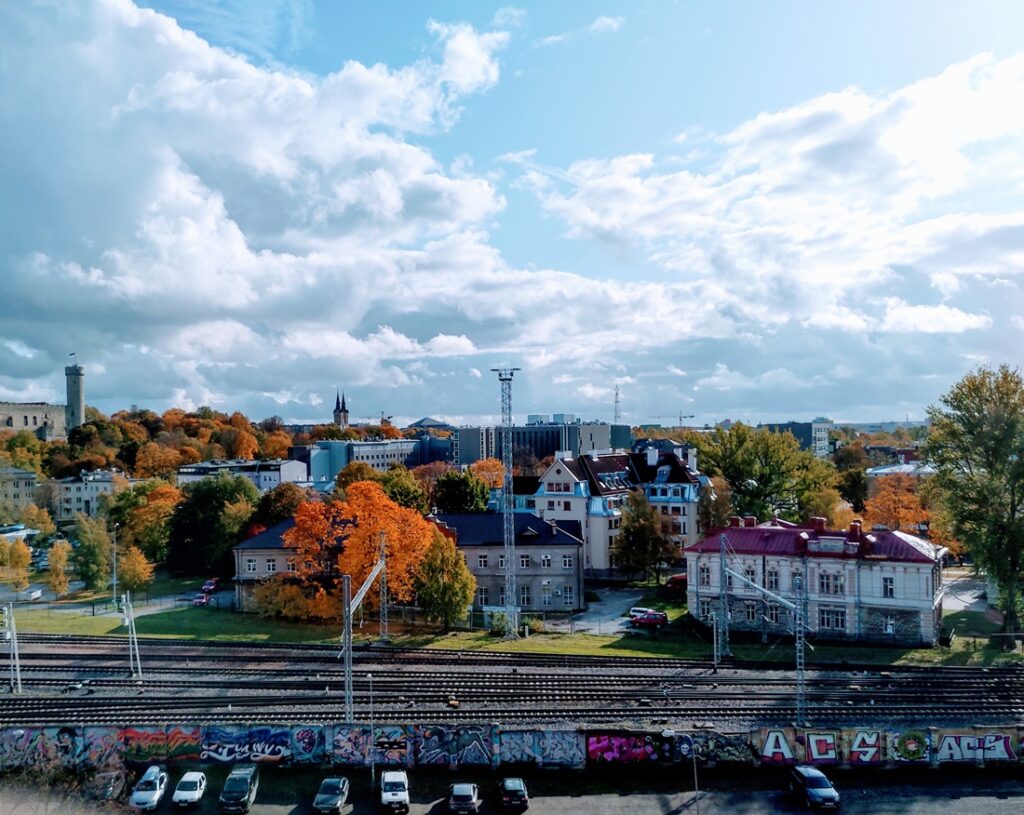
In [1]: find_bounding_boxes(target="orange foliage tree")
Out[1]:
[864,474,928,532]
[134,443,183,478]
[470,457,505,489]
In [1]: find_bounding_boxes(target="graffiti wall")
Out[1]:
[291,725,327,764]
[122,726,168,765]
[587,732,673,763]
[499,730,586,768]
[756,728,1022,766]
[201,725,251,763]
[371,726,412,767]
[332,726,370,766]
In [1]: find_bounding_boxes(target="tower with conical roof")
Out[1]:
[333,391,349,428]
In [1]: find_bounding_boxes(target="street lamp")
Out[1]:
[111,522,120,606]
[368,672,375,787]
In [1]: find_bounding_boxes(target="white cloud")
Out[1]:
[666,364,687,377]
[496,148,538,164]
[493,7,527,28]
[468,367,483,378]
[879,300,992,334]
[576,383,612,401]
[538,33,569,47]
[588,16,624,34]
[1012,315,1024,331]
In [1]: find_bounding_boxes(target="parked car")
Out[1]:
[219,764,259,813]
[447,783,481,814]
[129,766,168,812]
[380,770,410,813]
[172,771,207,808]
[789,765,841,811]
[192,593,210,607]
[498,777,529,811]
[631,611,669,629]
[202,578,220,594]
[665,573,688,591]
[628,606,654,618]
[312,776,349,814]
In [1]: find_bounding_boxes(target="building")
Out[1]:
[760,418,833,459]
[407,417,455,432]
[291,437,452,492]
[433,513,585,613]
[485,476,541,514]
[52,469,136,524]
[332,392,349,429]
[0,363,85,441]
[232,519,298,611]
[176,459,308,493]
[453,419,633,466]
[865,461,936,488]
[0,467,40,514]
[685,516,947,646]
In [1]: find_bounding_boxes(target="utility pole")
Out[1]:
[2,604,22,694]
[342,575,353,722]
[111,522,119,606]
[491,367,521,638]
[378,533,389,643]
[716,535,731,657]
[613,385,621,423]
[121,592,142,679]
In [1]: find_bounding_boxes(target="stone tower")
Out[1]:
[333,391,349,429]
[65,362,85,432]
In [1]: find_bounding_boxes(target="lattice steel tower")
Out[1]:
[492,367,521,638]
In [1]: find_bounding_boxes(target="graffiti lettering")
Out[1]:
[805,733,838,763]
[848,730,881,764]
[759,730,794,764]
[935,734,1015,762]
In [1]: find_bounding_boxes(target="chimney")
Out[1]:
[729,516,742,528]
[743,515,757,528]
[646,447,658,467]
[554,450,567,461]
[811,516,826,532]
[849,520,862,538]
[687,447,698,473]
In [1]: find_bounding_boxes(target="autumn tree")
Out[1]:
[20,504,56,538]
[926,365,1024,644]
[119,546,156,594]
[0,539,8,578]
[9,540,31,592]
[105,480,183,562]
[71,514,111,591]
[864,474,928,532]
[697,475,733,532]
[48,540,72,597]
[613,491,676,581]
[409,461,453,506]
[433,470,488,514]
[167,473,258,576]
[335,461,380,493]
[469,458,505,489]
[134,442,182,478]
[414,530,476,630]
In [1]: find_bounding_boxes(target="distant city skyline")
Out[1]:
[3,2,1023,427]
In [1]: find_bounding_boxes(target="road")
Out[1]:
[4,767,1023,815]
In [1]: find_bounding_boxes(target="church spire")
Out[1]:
[335,390,342,411]
[341,391,347,411]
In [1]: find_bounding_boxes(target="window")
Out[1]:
[819,607,847,631]
[661,506,669,515]
[884,614,896,635]
[819,572,846,596]
[477,586,489,606]
[547,500,555,510]
[541,554,551,568]
[498,555,506,569]
[563,500,571,511]
[699,599,713,619]
[766,604,780,625]
[265,558,276,573]
[285,559,295,572]
[883,577,895,599]
[562,554,573,569]
[745,566,757,586]
[498,588,505,606]
[520,554,530,569]
[519,585,531,606]
[727,573,733,589]
[670,521,681,534]
[246,558,256,573]
[681,505,687,516]
[745,603,757,624]
[699,564,711,588]
[766,569,779,591]
[563,585,574,607]
[478,554,488,569]
[672,505,681,515]
[541,586,552,606]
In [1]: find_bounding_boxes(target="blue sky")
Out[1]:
[2,1,1023,427]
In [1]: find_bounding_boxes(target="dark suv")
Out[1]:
[219,764,259,813]
[789,765,841,810]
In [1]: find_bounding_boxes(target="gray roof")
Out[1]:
[434,513,582,547]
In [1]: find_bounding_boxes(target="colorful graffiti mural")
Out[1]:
[85,727,123,771]
[587,732,672,763]
[122,726,167,765]
[499,730,585,767]
[201,726,251,763]
[371,726,411,767]
[166,726,202,762]
[332,726,370,766]
[291,726,327,764]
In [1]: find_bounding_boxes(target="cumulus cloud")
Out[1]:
[493,7,527,28]
[588,16,624,34]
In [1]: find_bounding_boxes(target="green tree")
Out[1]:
[334,461,380,493]
[48,540,72,597]
[167,473,258,576]
[613,491,675,580]
[118,545,155,594]
[378,466,429,514]
[433,470,489,514]
[413,530,476,630]
[254,482,306,527]
[71,514,112,591]
[926,365,1024,646]
[697,475,733,532]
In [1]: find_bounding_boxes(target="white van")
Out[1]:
[380,770,410,813]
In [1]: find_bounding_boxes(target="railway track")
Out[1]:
[4,633,1023,727]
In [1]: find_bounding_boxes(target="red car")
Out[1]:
[191,593,210,607]
[201,578,220,594]
[631,611,669,629]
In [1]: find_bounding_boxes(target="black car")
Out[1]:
[312,777,349,814]
[789,765,841,811]
[219,764,259,813]
[498,777,529,811]
[447,783,481,814]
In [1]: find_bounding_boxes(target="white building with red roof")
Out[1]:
[686,516,948,646]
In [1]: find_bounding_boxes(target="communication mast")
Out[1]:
[613,385,621,423]
[491,367,521,638]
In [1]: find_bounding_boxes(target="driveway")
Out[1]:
[941,569,988,614]
[546,588,646,635]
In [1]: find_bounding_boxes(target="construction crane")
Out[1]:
[648,412,695,427]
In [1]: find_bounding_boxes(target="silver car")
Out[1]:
[130,766,168,812]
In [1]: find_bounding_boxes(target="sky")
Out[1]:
[2,1,1024,428]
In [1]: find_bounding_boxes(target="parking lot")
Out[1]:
[4,764,1024,815]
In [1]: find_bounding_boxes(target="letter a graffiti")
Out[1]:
[849,730,880,763]
[760,730,793,764]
